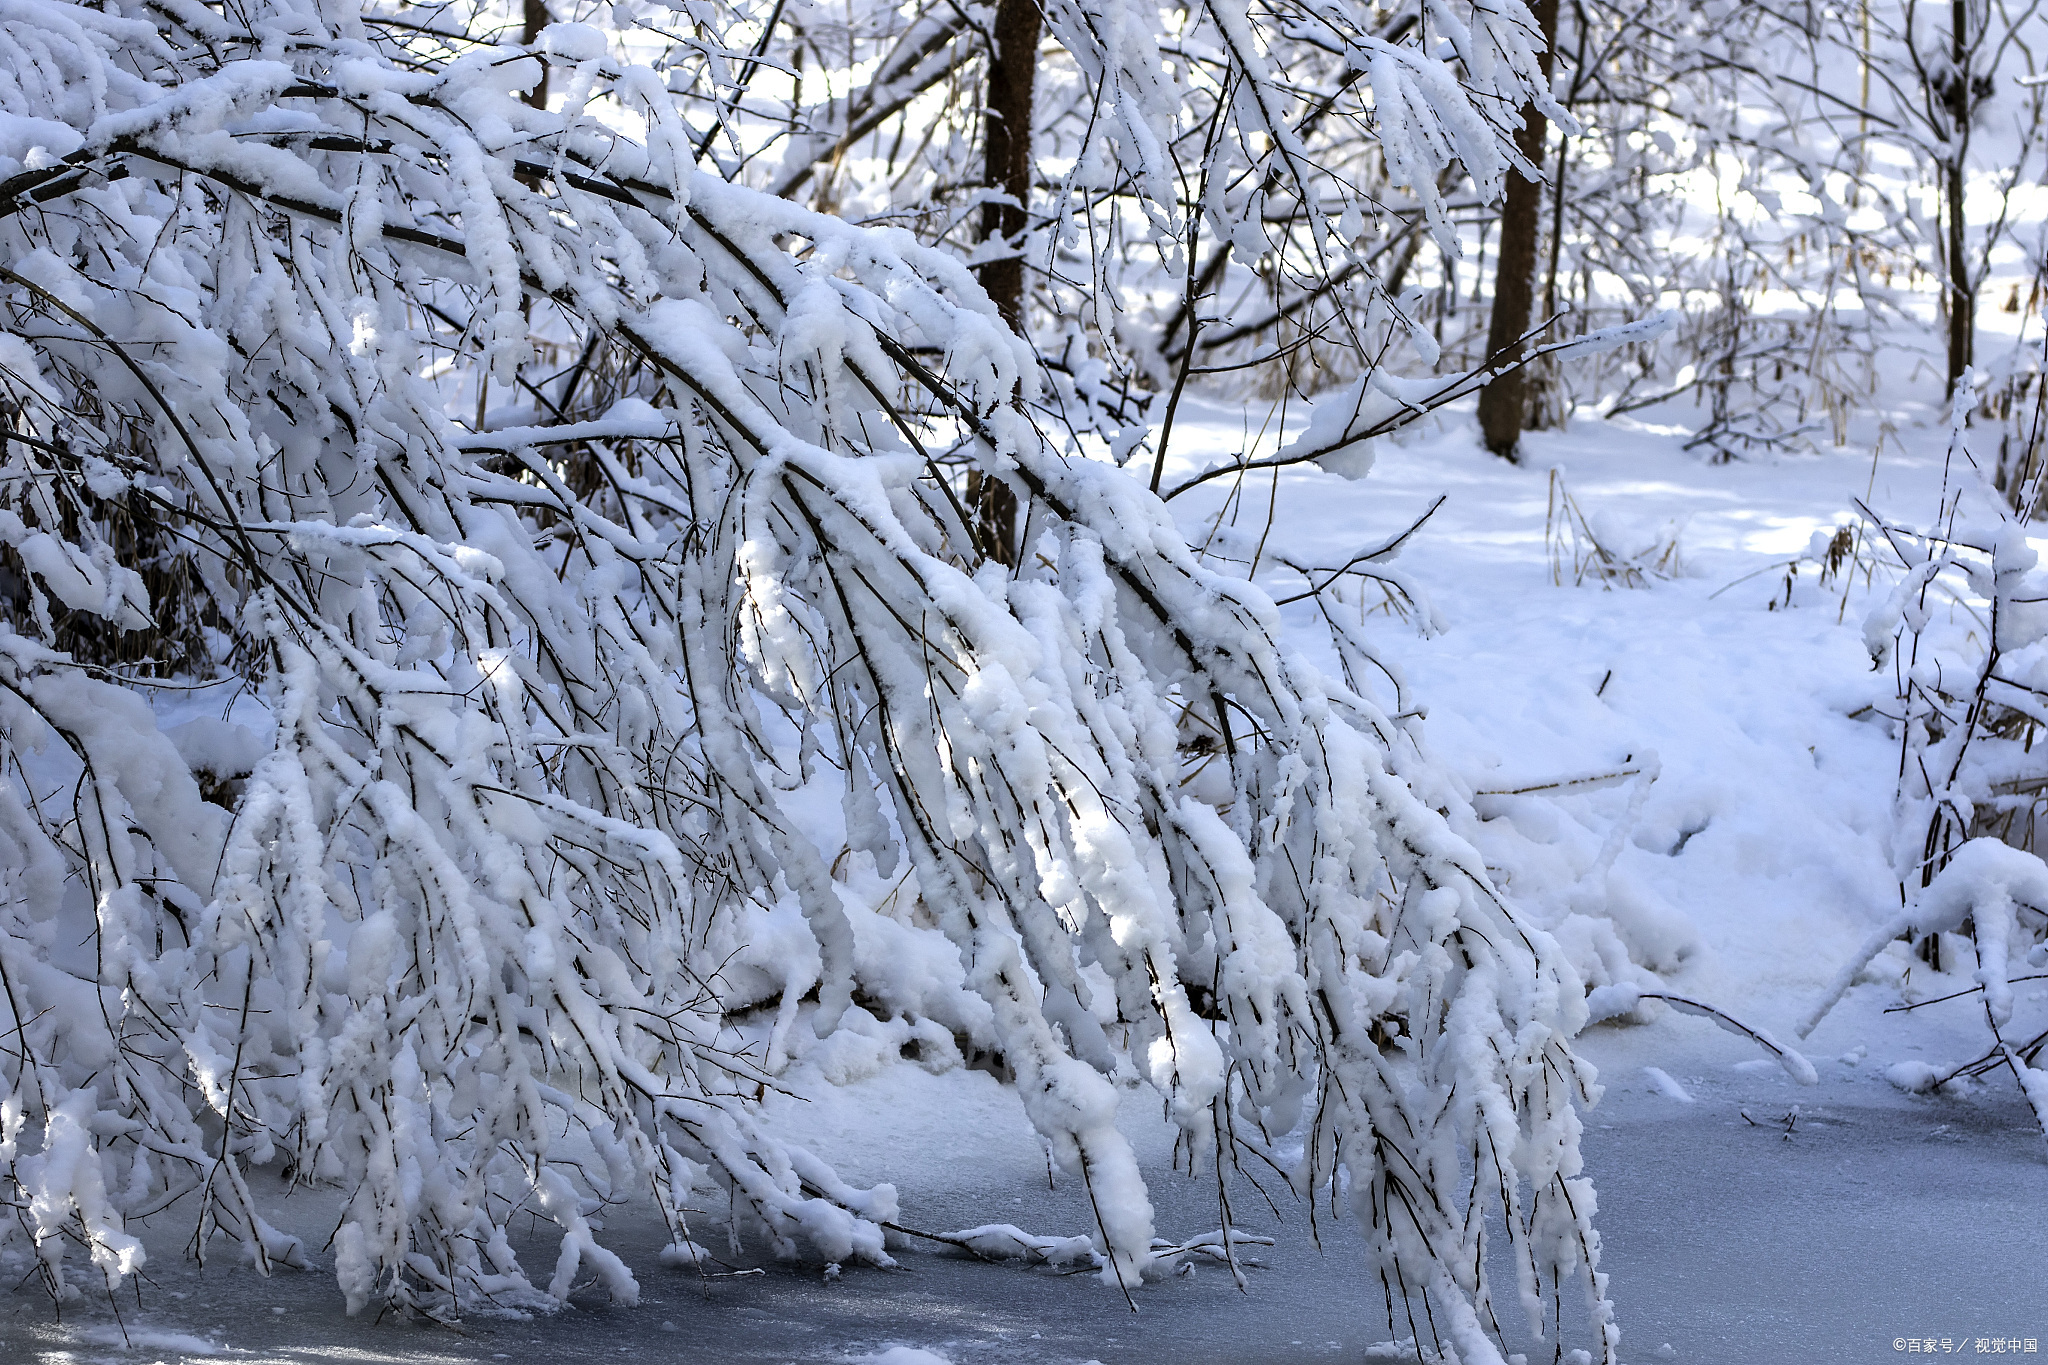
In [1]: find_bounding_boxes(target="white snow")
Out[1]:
[66,1324,222,1354]
[1641,1068,1695,1104]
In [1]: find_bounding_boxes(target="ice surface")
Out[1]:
[8,1046,2045,1365]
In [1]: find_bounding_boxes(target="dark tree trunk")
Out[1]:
[1944,0,1974,393]
[1476,0,1561,461]
[1947,154,1972,389]
[969,0,1040,565]
[978,0,1040,331]
[523,0,551,110]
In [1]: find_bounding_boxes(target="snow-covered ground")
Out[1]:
[14,396,2048,1365]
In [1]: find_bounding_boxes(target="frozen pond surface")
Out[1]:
[9,1024,2048,1365]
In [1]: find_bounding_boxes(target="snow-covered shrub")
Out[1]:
[0,2,1620,1359]
[1802,373,2048,1130]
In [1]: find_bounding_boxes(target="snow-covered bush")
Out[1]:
[1802,374,2048,1131]
[0,1,1620,1359]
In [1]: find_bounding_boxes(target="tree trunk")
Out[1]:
[1944,0,1974,392]
[970,0,1039,564]
[523,0,551,110]
[1476,0,1561,461]
[978,0,1040,332]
